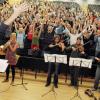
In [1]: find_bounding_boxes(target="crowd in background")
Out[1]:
[0,1,100,58]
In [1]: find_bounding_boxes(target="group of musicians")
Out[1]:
[44,35,88,88]
[0,32,99,92]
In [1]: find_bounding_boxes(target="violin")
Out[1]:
[0,40,11,52]
[76,44,84,52]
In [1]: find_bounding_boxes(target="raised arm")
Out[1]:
[14,21,18,32]
[63,23,71,37]
[38,24,43,38]
[4,3,29,26]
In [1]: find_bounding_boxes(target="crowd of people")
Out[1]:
[0,1,100,89]
[0,1,100,55]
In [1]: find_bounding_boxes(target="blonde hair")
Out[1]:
[10,33,16,39]
[10,33,16,36]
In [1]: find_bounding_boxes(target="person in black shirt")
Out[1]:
[70,38,87,86]
[40,25,55,51]
[45,35,65,88]
[92,52,100,91]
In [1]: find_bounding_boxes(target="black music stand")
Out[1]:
[12,57,28,90]
[42,54,67,97]
[69,57,92,100]
[80,58,92,84]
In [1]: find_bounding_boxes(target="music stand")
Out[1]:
[69,57,92,100]
[80,58,92,84]
[42,54,67,97]
[12,57,28,90]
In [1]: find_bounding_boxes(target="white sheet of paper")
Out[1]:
[69,57,81,66]
[44,53,48,62]
[56,54,67,64]
[44,54,55,63]
[0,59,8,72]
[81,59,92,68]
[0,59,8,63]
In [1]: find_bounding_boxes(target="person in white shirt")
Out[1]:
[63,24,84,45]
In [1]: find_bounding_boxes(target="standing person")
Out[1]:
[31,27,41,57]
[31,23,42,51]
[94,30,100,56]
[2,33,19,84]
[43,25,55,50]
[14,22,27,55]
[92,52,100,91]
[45,35,65,88]
[25,23,34,49]
[69,38,87,86]
[14,21,27,49]
[63,23,84,45]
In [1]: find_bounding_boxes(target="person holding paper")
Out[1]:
[45,35,65,88]
[2,33,19,84]
[92,52,100,91]
[69,38,87,86]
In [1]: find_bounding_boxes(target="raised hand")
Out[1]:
[13,2,29,16]
[4,2,29,25]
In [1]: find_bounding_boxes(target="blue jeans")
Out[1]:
[46,62,60,85]
[94,66,100,89]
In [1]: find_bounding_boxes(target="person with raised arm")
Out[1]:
[0,2,29,45]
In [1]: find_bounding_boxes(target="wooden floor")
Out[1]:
[0,74,100,100]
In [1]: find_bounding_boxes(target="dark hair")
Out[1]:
[54,35,60,39]
[77,37,82,40]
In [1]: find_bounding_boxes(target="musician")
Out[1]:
[69,37,87,86]
[92,52,100,91]
[45,35,65,88]
[2,33,19,84]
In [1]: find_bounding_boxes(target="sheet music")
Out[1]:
[69,57,81,66]
[0,59,8,72]
[81,59,92,68]
[56,54,67,64]
[0,59,8,63]
[44,54,55,63]
[44,53,48,62]
[69,57,93,68]
[44,54,67,64]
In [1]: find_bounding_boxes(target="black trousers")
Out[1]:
[46,63,60,86]
[70,66,79,86]
[6,65,15,81]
